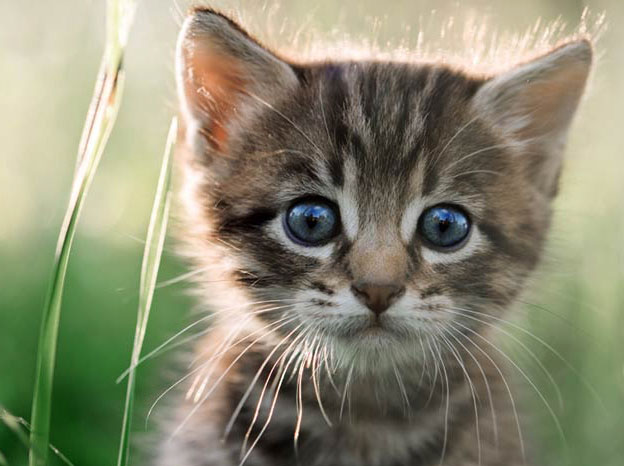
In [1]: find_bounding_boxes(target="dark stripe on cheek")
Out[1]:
[310,281,335,295]
[479,220,537,266]
[219,207,277,234]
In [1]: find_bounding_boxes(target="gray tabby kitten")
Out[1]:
[158,7,592,466]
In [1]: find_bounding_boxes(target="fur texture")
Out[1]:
[156,7,592,466]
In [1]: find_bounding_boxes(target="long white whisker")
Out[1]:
[447,321,526,463]
[391,358,411,416]
[444,142,520,172]
[188,303,299,367]
[442,324,499,448]
[310,329,333,426]
[429,115,480,170]
[450,169,502,179]
[435,324,482,466]
[119,300,297,381]
[240,323,310,464]
[453,304,605,412]
[429,335,450,466]
[247,92,324,156]
[322,342,340,396]
[424,336,441,408]
[169,317,300,440]
[339,363,355,421]
[223,321,311,441]
[450,319,567,450]
[155,264,215,289]
[446,307,564,410]
[318,79,335,152]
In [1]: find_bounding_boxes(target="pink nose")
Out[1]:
[351,282,406,315]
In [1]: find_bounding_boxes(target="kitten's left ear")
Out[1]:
[176,8,299,154]
[472,40,593,196]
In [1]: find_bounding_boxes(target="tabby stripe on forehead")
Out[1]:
[321,64,350,187]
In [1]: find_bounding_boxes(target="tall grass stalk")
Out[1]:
[28,1,137,465]
[117,118,177,466]
[1,408,73,466]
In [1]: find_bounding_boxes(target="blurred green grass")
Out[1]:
[1,1,623,465]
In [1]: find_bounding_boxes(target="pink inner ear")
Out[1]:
[186,47,249,153]
[515,62,589,141]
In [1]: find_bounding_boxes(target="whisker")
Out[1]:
[515,298,595,342]
[423,336,441,408]
[444,142,521,172]
[450,319,567,451]
[447,321,526,463]
[254,148,308,159]
[322,343,340,396]
[318,79,336,153]
[391,359,411,416]
[225,321,310,445]
[118,300,296,381]
[447,306,565,410]
[147,314,295,424]
[188,303,300,367]
[189,316,260,402]
[339,363,355,421]
[450,169,503,179]
[442,324,499,448]
[435,324,482,466]
[293,328,316,450]
[428,335,450,466]
[167,317,299,439]
[310,329,333,427]
[240,323,310,464]
[246,91,324,157]
[428,115,480,172]
[155,264,215,289]
[413,328,430,398]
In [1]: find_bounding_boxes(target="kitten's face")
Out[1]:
[177,10,591,370]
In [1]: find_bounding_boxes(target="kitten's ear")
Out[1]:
[472,40,593,196]
[176,9,298,154]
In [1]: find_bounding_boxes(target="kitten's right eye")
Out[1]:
[284,198,340,247]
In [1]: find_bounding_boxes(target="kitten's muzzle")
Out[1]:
[351,282,406,316]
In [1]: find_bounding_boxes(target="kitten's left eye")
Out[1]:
[284,198,340,246]
[418,204,470,250]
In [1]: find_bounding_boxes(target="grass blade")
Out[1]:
[28,1,136,465]
[117,117,177,466]
[1,408,73,466]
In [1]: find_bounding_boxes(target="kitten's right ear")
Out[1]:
[176,9,298,154]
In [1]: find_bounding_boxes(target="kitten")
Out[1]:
[157,7,592,466]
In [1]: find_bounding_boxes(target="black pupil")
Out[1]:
[306,213,319,229]
[438,218,451,233]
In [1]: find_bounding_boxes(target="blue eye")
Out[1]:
[284,198,340,246]
[418,205,470,249]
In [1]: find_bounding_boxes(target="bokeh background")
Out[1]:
[1,0,623,465]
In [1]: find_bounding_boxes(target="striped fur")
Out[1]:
[156,7,592,466]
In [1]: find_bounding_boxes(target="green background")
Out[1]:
[1,0,623,464]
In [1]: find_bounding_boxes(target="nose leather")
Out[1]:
[351,282,406,315]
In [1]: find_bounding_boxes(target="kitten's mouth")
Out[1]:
[349,314,400,338]
[365,315,385,329]
[361,322,386,336]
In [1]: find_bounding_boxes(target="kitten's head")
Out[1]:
[175,9,592,371]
